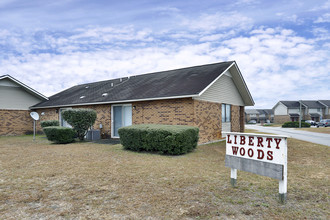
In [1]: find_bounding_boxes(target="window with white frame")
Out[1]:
[222,104,231,122]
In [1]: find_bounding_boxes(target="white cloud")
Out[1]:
[0,23,329,109]
[314,13,330,23]
[232,0,260,6]
[181,12,253,33]
[310,0,330,11]
[312,27,330,41]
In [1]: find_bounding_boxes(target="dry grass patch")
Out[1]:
[0,135,329,219]
[295,127,330,134]
[262,123,282,127]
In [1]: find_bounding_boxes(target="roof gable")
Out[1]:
[0,75,48,100]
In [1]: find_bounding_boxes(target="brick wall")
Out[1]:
[36,104,112,138]
[133,98,195,126]
[239,106,245,132]
[34,98,244,144]
[231,105,240,132]
[0,109,33,135]
[193,100,222,143]
[77,105,111,138]
[274,115,290,124]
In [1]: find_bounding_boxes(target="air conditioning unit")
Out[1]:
[86,129,101,141]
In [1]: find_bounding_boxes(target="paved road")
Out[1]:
[246,125,330,147]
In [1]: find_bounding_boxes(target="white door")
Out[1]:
[112,104,132,138]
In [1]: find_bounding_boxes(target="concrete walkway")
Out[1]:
[246,125,330,147]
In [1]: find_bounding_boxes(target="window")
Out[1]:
[222,104,231,122]
[59,108,72,127]
[317,108,320,112]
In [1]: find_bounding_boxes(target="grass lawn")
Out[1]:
[262,123,282,127]
[0,135,329,219]
[295,127,330,134]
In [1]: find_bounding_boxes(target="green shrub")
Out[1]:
[282,121,311,128]
[61,109,97,141]
[43,126,76,144]
[118,124,199,155]
[40,120,59,128]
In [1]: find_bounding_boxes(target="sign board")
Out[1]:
[224,132,288,203]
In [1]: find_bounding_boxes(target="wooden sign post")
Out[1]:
[224,132,288,203]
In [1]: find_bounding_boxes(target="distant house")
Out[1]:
[0,75,47,135]
[319,100,330,119]
[31,61,254,144]
[257,109,274,123]
[245,109,274,123]
[301,101,324,122]
[245,109,259,122]
[273,100,330,123]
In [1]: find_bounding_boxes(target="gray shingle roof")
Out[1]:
[245,109,259,114]
[32,61,235,109]
[301,100,324,108]
[280,101,300,108]
[319,100,330,107]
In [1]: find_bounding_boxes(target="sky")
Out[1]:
[0,0,329,108]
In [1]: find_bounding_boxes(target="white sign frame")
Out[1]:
[224,132,288,203]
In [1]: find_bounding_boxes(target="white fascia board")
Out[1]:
[199,61,254,106]
[272,101,281,110]
[30,94,199,109]
[1,75,48,100]
[231,62,255,106]
[318,100,329,107]
[198,62,235,97]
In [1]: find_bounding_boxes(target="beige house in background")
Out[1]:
[0,75,47,135]
[273,100,330,124]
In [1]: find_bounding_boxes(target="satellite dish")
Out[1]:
[30,112,40,121]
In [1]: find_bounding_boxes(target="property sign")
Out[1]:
[224,132,288,203]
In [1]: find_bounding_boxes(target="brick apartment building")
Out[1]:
[273,100,330,124]
[31,61,254,144]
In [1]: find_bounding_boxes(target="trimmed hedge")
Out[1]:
[61,109,97,141]
[43,126,76,144]
[282,121,311,128]
[118,124,199,155]
[40,120,59,128]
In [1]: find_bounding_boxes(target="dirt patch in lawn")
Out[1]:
[0,135,329,219]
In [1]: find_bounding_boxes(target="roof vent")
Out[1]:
[80,96,85,99]
[111,83,114,87]
[102,93,108,97]
[85,86,89,89]
[120,78,122,82]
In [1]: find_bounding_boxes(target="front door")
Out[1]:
[112,104,132,138]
